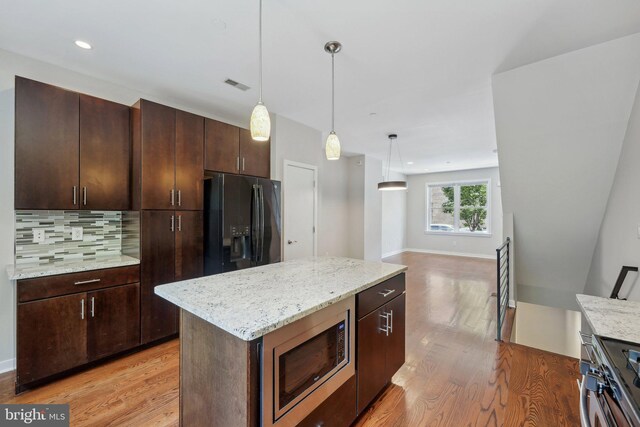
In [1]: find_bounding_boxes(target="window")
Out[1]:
[426,180,490,235]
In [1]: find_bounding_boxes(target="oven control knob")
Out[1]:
[585,372,607,393]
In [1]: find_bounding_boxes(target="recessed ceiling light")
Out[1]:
[74,40,92,50]
[492,148,498,153]
[445,161,451,164]
[407,161,414,165]
[369,112,377,116]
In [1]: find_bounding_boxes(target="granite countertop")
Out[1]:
[576,294,640,343]
[6,255,140,280]
[155,257,407,341]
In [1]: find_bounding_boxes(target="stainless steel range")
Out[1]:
[580,334,640,426]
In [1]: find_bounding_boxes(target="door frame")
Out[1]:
[282,160,318,260]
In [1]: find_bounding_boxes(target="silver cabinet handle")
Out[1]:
[378,289,396,298]
[388,309,393,334]
[177,215,182,232]
[170,189,175,206]
[80,298,85,320]
[73,186,77,205]
[83,187,87,206]
[379,312,390,336]
[242,157,246,171]
[74,278,101,285]
[177,190,181,207]
[237,157,240,171]
[91,296,95,318]
[170,215,175,232]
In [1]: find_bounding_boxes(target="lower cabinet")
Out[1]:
[17,282,140,389]
[87,284,140,360]
[297,375,357,427]
[356,284,406,414]
[141,210,203,344]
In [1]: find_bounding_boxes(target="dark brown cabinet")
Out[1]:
[356,275,406,414]
[79,94,131,210]
[204,119,240,174]
[16,271,141,391]
[204,119,270,179]
[176,111,205,210]
[15,77,131,210]
[239,128,270,178]
[17,292,88,385]
[132,100,204,210]
[15,77,80,210]
[141,210,203,344]
[87,283,140,360]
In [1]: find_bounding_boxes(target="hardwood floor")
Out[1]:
[0,252,580,426]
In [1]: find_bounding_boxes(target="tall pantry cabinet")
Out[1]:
[131,100,204,344]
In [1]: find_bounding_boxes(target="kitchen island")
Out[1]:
[156,257,407,427]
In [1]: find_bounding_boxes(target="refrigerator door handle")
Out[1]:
[252,184,260,263]
[259,185,265,263]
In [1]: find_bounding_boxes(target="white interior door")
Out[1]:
[283,161,317,260]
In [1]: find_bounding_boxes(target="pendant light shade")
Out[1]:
[325,131,341,160]
[378,134,408,191]
[250,0,270,142]
[250,101,270,141]
[324,41,342,160]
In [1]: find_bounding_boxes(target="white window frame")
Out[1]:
[425,179,492,237]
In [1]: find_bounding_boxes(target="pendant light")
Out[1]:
[378,134,408,191]
[250,0,271,142]
[324,41,342,160]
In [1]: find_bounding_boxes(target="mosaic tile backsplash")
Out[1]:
[15,211,140,265]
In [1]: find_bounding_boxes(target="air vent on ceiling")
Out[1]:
[224,78,250,91]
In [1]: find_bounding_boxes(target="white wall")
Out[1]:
[347,155,383,261]
[381,171,407,258]
[586,82,640,301]
[493,33,640,310]
[406,167,503,258]
[271,115,350,258]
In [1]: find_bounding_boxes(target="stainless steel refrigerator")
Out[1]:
[204,173,281,275]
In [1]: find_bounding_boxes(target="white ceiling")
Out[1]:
[2,0,640,174]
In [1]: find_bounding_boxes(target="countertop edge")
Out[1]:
[6,256,141,280]
[156,265,408,341]
[576,293,640,343]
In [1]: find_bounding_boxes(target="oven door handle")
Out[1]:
[579,376,592,427]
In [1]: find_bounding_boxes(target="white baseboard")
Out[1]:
[381,249,406,258]
[509,299,516,308]
[0,358,15,374]
[403,248,495,260]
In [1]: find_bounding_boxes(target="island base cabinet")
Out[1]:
[356,292,406,414]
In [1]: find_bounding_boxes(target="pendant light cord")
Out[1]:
[258,0,263,103]
[331,52,335,132]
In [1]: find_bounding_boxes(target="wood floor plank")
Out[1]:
[0,252,579,426]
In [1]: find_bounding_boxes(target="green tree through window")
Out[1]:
[441,184,488,232]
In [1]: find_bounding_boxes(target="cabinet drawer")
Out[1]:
[18,265,140,303]
[356,273,405,319]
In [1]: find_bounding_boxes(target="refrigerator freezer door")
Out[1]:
[256,178,282,266]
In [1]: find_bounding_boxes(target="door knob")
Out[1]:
[287,240,298,245]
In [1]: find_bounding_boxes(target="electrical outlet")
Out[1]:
[71,227,83,241]
[32,229,45,243]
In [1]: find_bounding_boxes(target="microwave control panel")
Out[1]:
[337,321,346,362]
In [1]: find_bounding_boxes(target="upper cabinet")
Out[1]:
[15,77,80,210]
[239,128,270,179]
[79,94,131,210]
[204,119,270,179]
[15,77,130,211]
[132,100,204,210]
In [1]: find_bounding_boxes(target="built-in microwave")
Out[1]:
[261,297,355,427]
